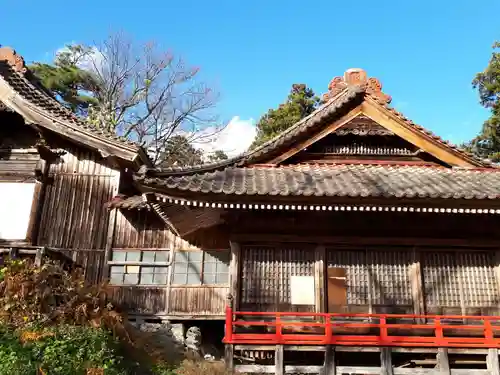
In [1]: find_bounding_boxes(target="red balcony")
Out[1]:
[223,307,500,348]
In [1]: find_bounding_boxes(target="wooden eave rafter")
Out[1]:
[139,190,500,216]
[142,192,224,236]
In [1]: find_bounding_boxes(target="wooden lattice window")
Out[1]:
[327,247,413,313]
[241,246,315,310]
[171,250,229,285]
[109,249,170,285]
[423,251,498,314]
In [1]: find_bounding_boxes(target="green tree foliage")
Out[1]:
[159,135,204,167]
[29,45,98,116]
[158,135,229,167]
[466,42,500,161]
[250,84,320,149]
[206,149,228,163]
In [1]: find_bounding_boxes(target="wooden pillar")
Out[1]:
[437,348,451,375]
[275,345,284,375]
[488,348,500,375]
[410,247,425,318]
[324,345,336,375]
[380,348,393,375]
[229,241,241,310]
[315,245,326,313]
[224,344,234,374]
[34,247,45,267]
[102,208,117,281]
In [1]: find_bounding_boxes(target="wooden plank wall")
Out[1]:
[111,208,229,316]
[36,148,118,284]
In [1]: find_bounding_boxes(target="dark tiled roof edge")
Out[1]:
[139,85,365,176]
[135,164,500,200]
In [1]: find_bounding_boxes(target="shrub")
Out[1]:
[0,324,130,375]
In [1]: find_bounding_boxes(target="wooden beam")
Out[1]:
[381,348,394,375]
[275,345,284,375]
[231,233,500,248]
[324,345,336,375]
[437,348,451,375]
[488,348,500,375]
[315,245,326,313]
[235,365,490,374]
[225,344,234,374]
[229,241,241,310]
[269,106,363,164]
[102,208,118,281]
[361,100,479,168]
[410,247,425,318]
[34,247,45,267]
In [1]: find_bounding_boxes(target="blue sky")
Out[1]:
[2,0,500,152]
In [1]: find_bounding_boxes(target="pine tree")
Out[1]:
[250,84,320,149]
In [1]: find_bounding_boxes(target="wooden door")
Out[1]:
[327,267,347,313]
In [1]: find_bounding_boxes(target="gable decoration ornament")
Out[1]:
[323,68,392,104]
[0,46,27,74]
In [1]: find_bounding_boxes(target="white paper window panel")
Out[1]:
[290,276,315,305]
[0,183,36,240]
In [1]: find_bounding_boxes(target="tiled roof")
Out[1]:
[0,47,149,164]
[0,61,139,147]
[135,164,500,200]
[137,69,488,176]
[140,86,365,175]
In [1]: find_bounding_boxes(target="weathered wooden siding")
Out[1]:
[167,286,228,315]
[111,208,228,317]
[38,148,118,249]
[107,286,167,315]
[113,208,195,250]
[37,148,119,284]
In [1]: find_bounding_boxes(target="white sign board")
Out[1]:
[0,183,36,240]
[290,275,315,305]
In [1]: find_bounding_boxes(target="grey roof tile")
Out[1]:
[136,164,500,200]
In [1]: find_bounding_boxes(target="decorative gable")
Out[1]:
[264,69,485,168]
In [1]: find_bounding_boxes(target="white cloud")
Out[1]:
[193,116,256,158]
[55,44,106,72]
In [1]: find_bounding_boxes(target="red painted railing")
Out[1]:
[223,306,500,348]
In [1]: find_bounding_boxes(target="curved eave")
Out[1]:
[0,71,150,165]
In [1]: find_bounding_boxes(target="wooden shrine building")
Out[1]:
[3,45,500,373]
[127,69,500,374]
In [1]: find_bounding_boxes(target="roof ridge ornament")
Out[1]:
[323,68,391,104]
[0,46,27,74]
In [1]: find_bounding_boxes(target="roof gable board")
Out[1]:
[260,70,484,168]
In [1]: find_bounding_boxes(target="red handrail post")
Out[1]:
[276,314,282,343]
[324,313,332,344]
[484,319,494,341]
[225,304,233,343]
[435,317,443,342]
[380,316,388,341]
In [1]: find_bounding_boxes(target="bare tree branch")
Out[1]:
[81,32,223,165]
